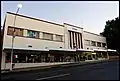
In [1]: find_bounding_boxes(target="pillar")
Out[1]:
[101,52,104,58]
[1,51,6,70]
[107,52,109,60]
[39,32,43,39]
[91,54,94,60]
[26,55,28,63]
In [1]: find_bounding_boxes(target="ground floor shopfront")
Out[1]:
[1,48,112,70]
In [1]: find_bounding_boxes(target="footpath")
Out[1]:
[1,59,114,74]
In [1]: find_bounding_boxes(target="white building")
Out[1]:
[1,12,109,70]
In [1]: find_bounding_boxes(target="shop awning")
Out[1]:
[76,49,94,52]
[107,49,117,52]
[93,49,107,52]
[49,48,76,52]
[3,47,49,52]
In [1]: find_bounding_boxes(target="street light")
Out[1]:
[10,4,22,71]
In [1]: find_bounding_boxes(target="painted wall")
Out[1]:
[3,13,65,50]
[83,31,107,49]
[64,23,84,49]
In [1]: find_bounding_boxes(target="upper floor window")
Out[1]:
[102,43,106,47]
[7,26,23,36]
[97,42,101,47]
[91,41,96,46]
[84,40,90,46]
[27,30,39,38]
[43,32,53,40]
[56,35,63,41]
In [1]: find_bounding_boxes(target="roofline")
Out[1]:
[7,12,64,27]
[83,31,105,37]
[64,23,83,29]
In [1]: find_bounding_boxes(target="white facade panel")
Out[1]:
[2,12,65,50]
[83,31,107,50]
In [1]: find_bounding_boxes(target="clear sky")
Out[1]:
[1,1,119,34]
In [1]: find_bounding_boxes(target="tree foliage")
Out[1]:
[100,17,120,53]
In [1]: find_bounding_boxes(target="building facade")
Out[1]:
[1,12,108,70]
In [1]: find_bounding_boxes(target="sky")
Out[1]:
[1,1,119,34]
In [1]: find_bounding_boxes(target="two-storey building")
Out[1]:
[1,12,110,70]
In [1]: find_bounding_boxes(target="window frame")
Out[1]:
[7,26,23,37]
[84,39,90,46]
[102,43,106,47]
[56,35,63,42]
[27,30,39,39]
[43,32,53,40]
[91,41,96,46]
[97,42,101,47]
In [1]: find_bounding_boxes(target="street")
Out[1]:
[1,60,119,80]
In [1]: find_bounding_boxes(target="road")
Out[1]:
[1,60,119,80]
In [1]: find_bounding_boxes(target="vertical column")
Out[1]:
[23,30,28,37]
[71,31,74,49]
[1,51,6,70]
[91,54,94,60]
[101,52,103,58]
[78,33,80,49]
[53,34,56,41]
[39,32,43,39]
[72,32,75,49]
[26,55,28,63]
[71,32,73,48]
[74,32,76,48]
[78,33,81,48]
[69,31,72,49]
[107,52,109,60]
[75,32,78,49]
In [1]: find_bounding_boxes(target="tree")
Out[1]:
[100,17,120,53]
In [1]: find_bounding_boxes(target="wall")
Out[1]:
[1,51,6,70]
[3,13,65,50]
[83,31,107,49]
[64,23,84,49]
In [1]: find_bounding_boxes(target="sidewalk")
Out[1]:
[1,59,111,74]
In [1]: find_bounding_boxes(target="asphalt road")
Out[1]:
[1,60,119,80]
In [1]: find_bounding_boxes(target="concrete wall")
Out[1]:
[64,23,84,49]
[1,51,6,70]
[3,13,65,50]
[83,31,107,49]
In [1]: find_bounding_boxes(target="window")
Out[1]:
[56,35,63,41]
[91,41,96,46]
[102,43,106,47]
[14,28,23,36]
[84,40,90,46]
[7,26,23,36]
[27,30,39,38]
[97,42,101,47]
[43,33,53,40]
[7,27,14,35]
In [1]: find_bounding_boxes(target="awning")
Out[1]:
[93,49,107,52]
[49,48,76,52]
[107,49,117,52]
[76,49,94,52]
[3,47,49,52]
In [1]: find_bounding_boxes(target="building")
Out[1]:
[1,12,113,70]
